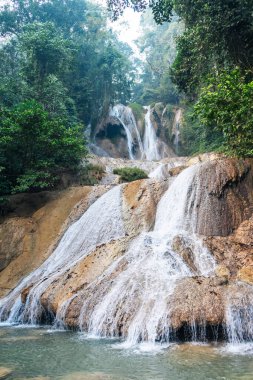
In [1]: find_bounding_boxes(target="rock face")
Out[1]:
[0,186,109,297]
[191,158,253,236]
[0,157,253,341]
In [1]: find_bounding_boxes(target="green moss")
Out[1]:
[113,167,148,182]
[128,103,144,122]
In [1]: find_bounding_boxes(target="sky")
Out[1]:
[94,0,143,56]
[0,0,144,55]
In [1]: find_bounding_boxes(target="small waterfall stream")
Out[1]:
[109,104,144,160]
[143,106,161,161]
[107,104,165,161]
[0,186,125,324]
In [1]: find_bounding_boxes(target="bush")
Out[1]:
[113,167,148,182]
[79,164,105,186]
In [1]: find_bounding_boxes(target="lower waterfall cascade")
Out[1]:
[0,162,253,352]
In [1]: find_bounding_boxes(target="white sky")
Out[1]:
[0,0,143,55]
[94,0,143,56]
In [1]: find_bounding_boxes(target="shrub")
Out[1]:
[79,164,105,186]
[113,167,148,182]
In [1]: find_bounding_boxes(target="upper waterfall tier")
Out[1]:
[93,103,177,160]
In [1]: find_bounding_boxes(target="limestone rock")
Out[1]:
[122,178,168,235]
[172,235,198,273]
[215,265,230,279]
[170,277,226,330]
[189,158,253,236]
[168,166,187,177]
[0,186,108,297]
[237,266,253,285]
[0,367,12,379]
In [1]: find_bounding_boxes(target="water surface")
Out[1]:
[0,327,253,379]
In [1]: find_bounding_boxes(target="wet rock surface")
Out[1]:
[0,185,109,297]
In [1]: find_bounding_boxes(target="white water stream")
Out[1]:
[109,104,144,160]
[68,165,216,347]
[143,106,161,161]
[0,186,125,324]
[109,104,164,161]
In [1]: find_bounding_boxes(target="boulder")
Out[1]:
[0,367,12,379]
[172,235,198,273]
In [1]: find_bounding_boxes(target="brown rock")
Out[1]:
[0,367,12,379]
[168,166,187,177]
[170,277,226,329]
[0,186,108,297]
[190,158,253,236]
[237,266,253,285]
[215,265,230,279]
[172,235,198,273]
[122,178,168,235]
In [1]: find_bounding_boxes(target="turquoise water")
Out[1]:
[0,327,253,379]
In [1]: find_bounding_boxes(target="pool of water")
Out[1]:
[0,326,253,379]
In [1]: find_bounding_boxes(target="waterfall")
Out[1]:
[74,164,215,347]
[2,160,252,351]
[225,284,253,353]
[172,109,182,154]
[143,106,161,161]
[0,186,125,324]
[109,104,144,160]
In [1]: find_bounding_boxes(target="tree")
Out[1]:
[0,0,133,129]
[194,69,253,157]
[134,11,182,105]
[0,100,86,195]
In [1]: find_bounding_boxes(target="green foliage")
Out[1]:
[0,0,133,128]
[129,103,145,123]
[133,11,182,105]
[180,105,223,156]
[113,167,148,182]
[107,0,173,24]
[79,164,105,186]
[194,69,253,157]
[0,100,86,195]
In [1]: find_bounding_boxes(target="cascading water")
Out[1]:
[143,106,161,161]
[109,104,144,160]
[67,164,216,347]
[1,162,252,352]
[172,109,182,155]
[225,284,253,353]
[0,186,125,324]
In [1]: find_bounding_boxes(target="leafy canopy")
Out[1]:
[0,100,86,195]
